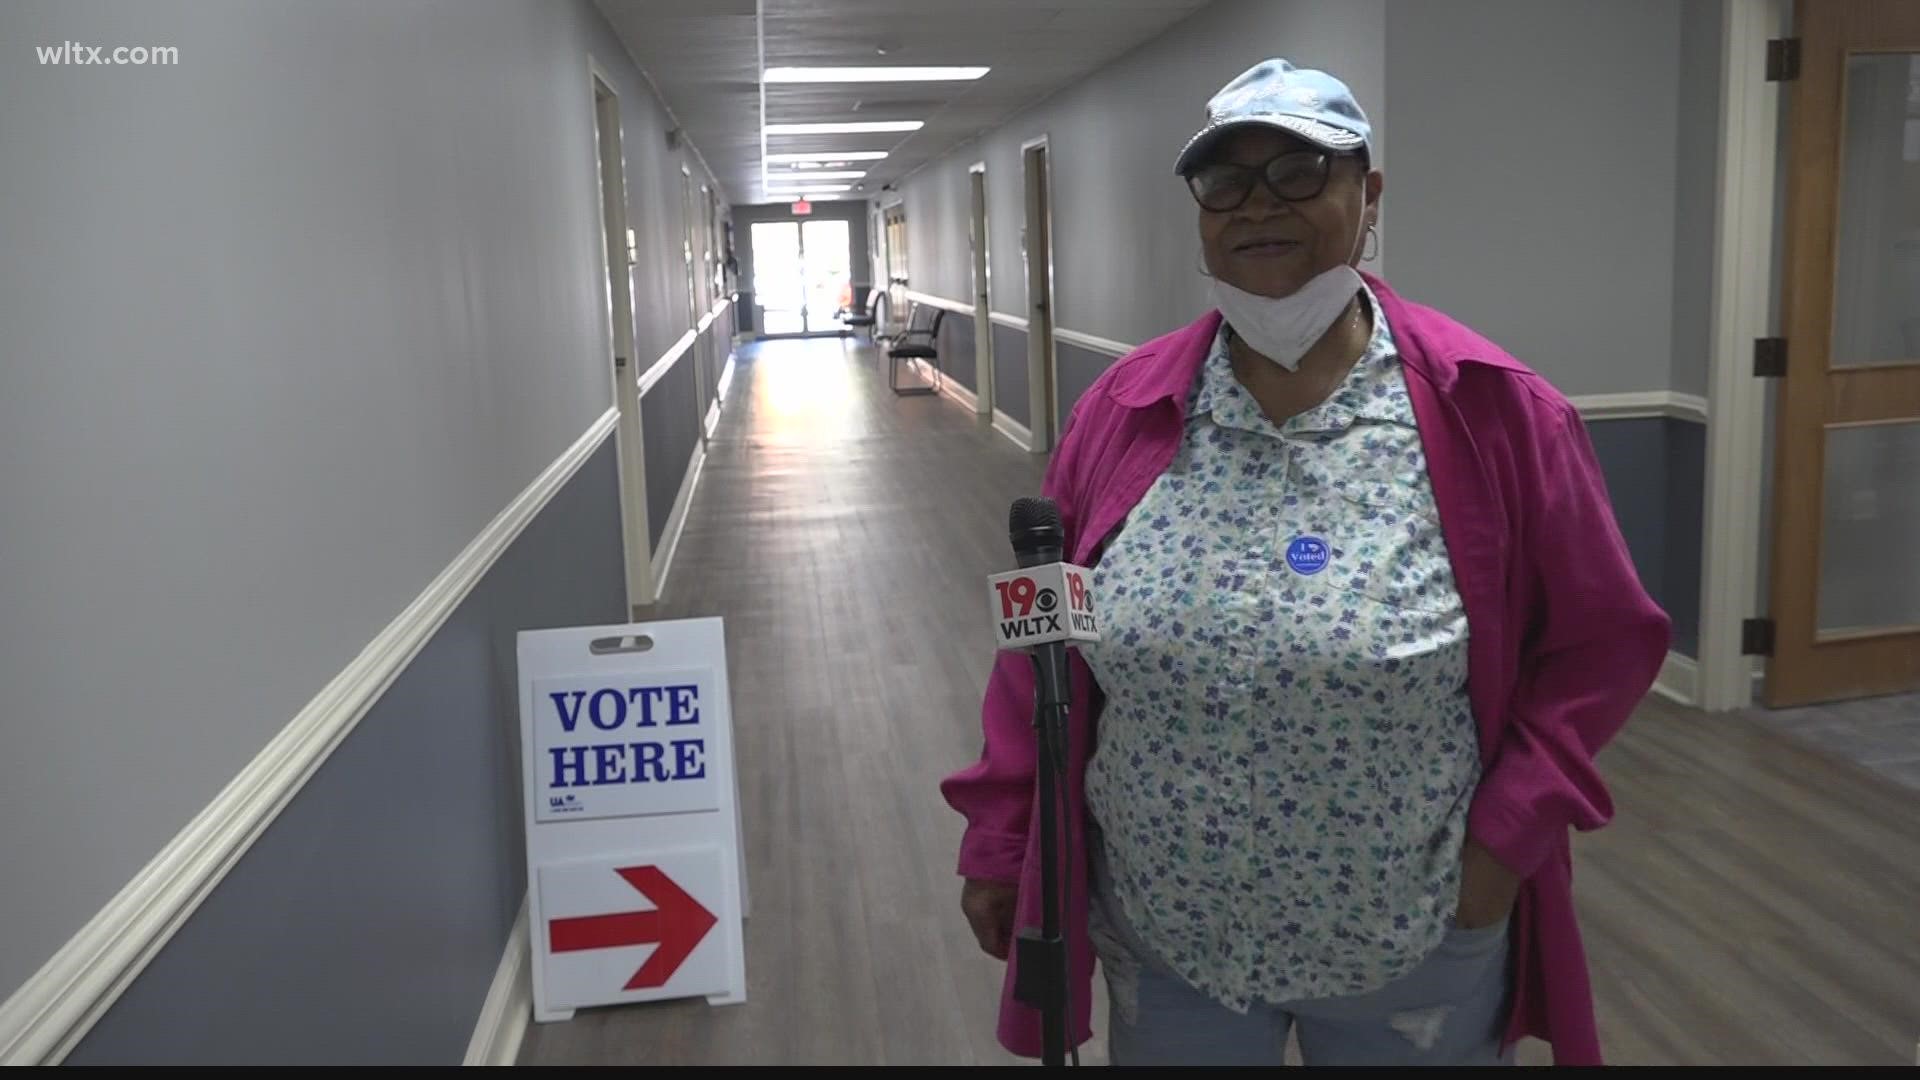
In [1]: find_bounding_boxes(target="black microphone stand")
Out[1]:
[1014,640,1073,1066]
[1007,497,1077,1067]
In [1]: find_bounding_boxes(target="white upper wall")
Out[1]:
[899,0,1714,399]
[1670,0,1726,400]
[903,0,1387,351]
[1383,0,1687,397]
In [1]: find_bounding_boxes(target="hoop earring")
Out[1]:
[1362,224,1380,262]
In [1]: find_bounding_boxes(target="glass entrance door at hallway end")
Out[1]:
[749,218,851,336]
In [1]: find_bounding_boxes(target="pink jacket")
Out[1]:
[940,274,1669,1065]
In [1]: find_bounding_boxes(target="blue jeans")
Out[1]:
[1089,846,1513,1066]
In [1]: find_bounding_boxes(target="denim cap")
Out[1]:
[1173,58,1372,175]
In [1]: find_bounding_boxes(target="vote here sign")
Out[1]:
[532,669,721,822]
[518,617,748,1021]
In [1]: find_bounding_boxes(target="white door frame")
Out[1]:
[870,202,885,303]
[1696,0,1790,710]
[700,183,722,435]
[1021,134,1059,453]
[589,60,653,612]
[880,196,906,333]
[970,160,993,417]
[681,164,709,446]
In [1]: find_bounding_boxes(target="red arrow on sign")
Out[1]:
[548,866,718,990]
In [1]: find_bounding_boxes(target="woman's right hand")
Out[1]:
[960,879,1019,959]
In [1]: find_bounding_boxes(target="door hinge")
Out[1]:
[614,355,628,369]
[1766,38,1800,81]
[1753,337,1787,377]
[1742,618,1776,657]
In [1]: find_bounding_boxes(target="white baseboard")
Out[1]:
[1653,649,1699,707]
[992,409,1034,452]
[651,441,707,600]
[705,397,721,439]
[0,408,620,1066]
[463,896,530,1066]
[909,358,979,412]
[716,354,736,403]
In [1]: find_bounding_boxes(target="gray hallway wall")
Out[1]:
[1,0,726,1060]
[66,442,627,1066]
[645,353,704,549]
[992,323,1031,428]
[939,311,979,394]
[1588,418,1707,659]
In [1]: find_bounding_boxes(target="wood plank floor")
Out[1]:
[518,337,1920,1067]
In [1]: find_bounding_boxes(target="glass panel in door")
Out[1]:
[751,221,804,336]
[801,219,851,334]
[1830,54,1920,367]
[1818,420,1920,635]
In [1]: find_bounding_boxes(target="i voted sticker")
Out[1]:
[1285,536,1330,576]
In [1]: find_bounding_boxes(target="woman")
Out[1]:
[941,58,1667,1066]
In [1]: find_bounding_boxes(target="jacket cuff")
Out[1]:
[956,827,1026,885]
[1468,785,1556,881]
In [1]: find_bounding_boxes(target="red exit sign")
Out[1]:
[791,199,812,216]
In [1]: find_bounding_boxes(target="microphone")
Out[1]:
[990,497,1100,654]
[1009,495,1064,568]
[993,496,1095,1067]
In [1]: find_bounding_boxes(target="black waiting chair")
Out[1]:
[864,289,899,348]
[888,303,946,396]
[840,285,880,340]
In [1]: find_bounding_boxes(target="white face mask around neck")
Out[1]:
[1208,210,1370,371]
[1209,264,1362,371]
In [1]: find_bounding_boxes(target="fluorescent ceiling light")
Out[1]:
[765,120,923,135]
[767,151,888,163]
[768,170,867,180]
[767,184,853,193]
[765,66,989,83]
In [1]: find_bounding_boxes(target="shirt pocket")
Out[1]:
[1288,432,1456,616]
[1321,492,1460,616]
